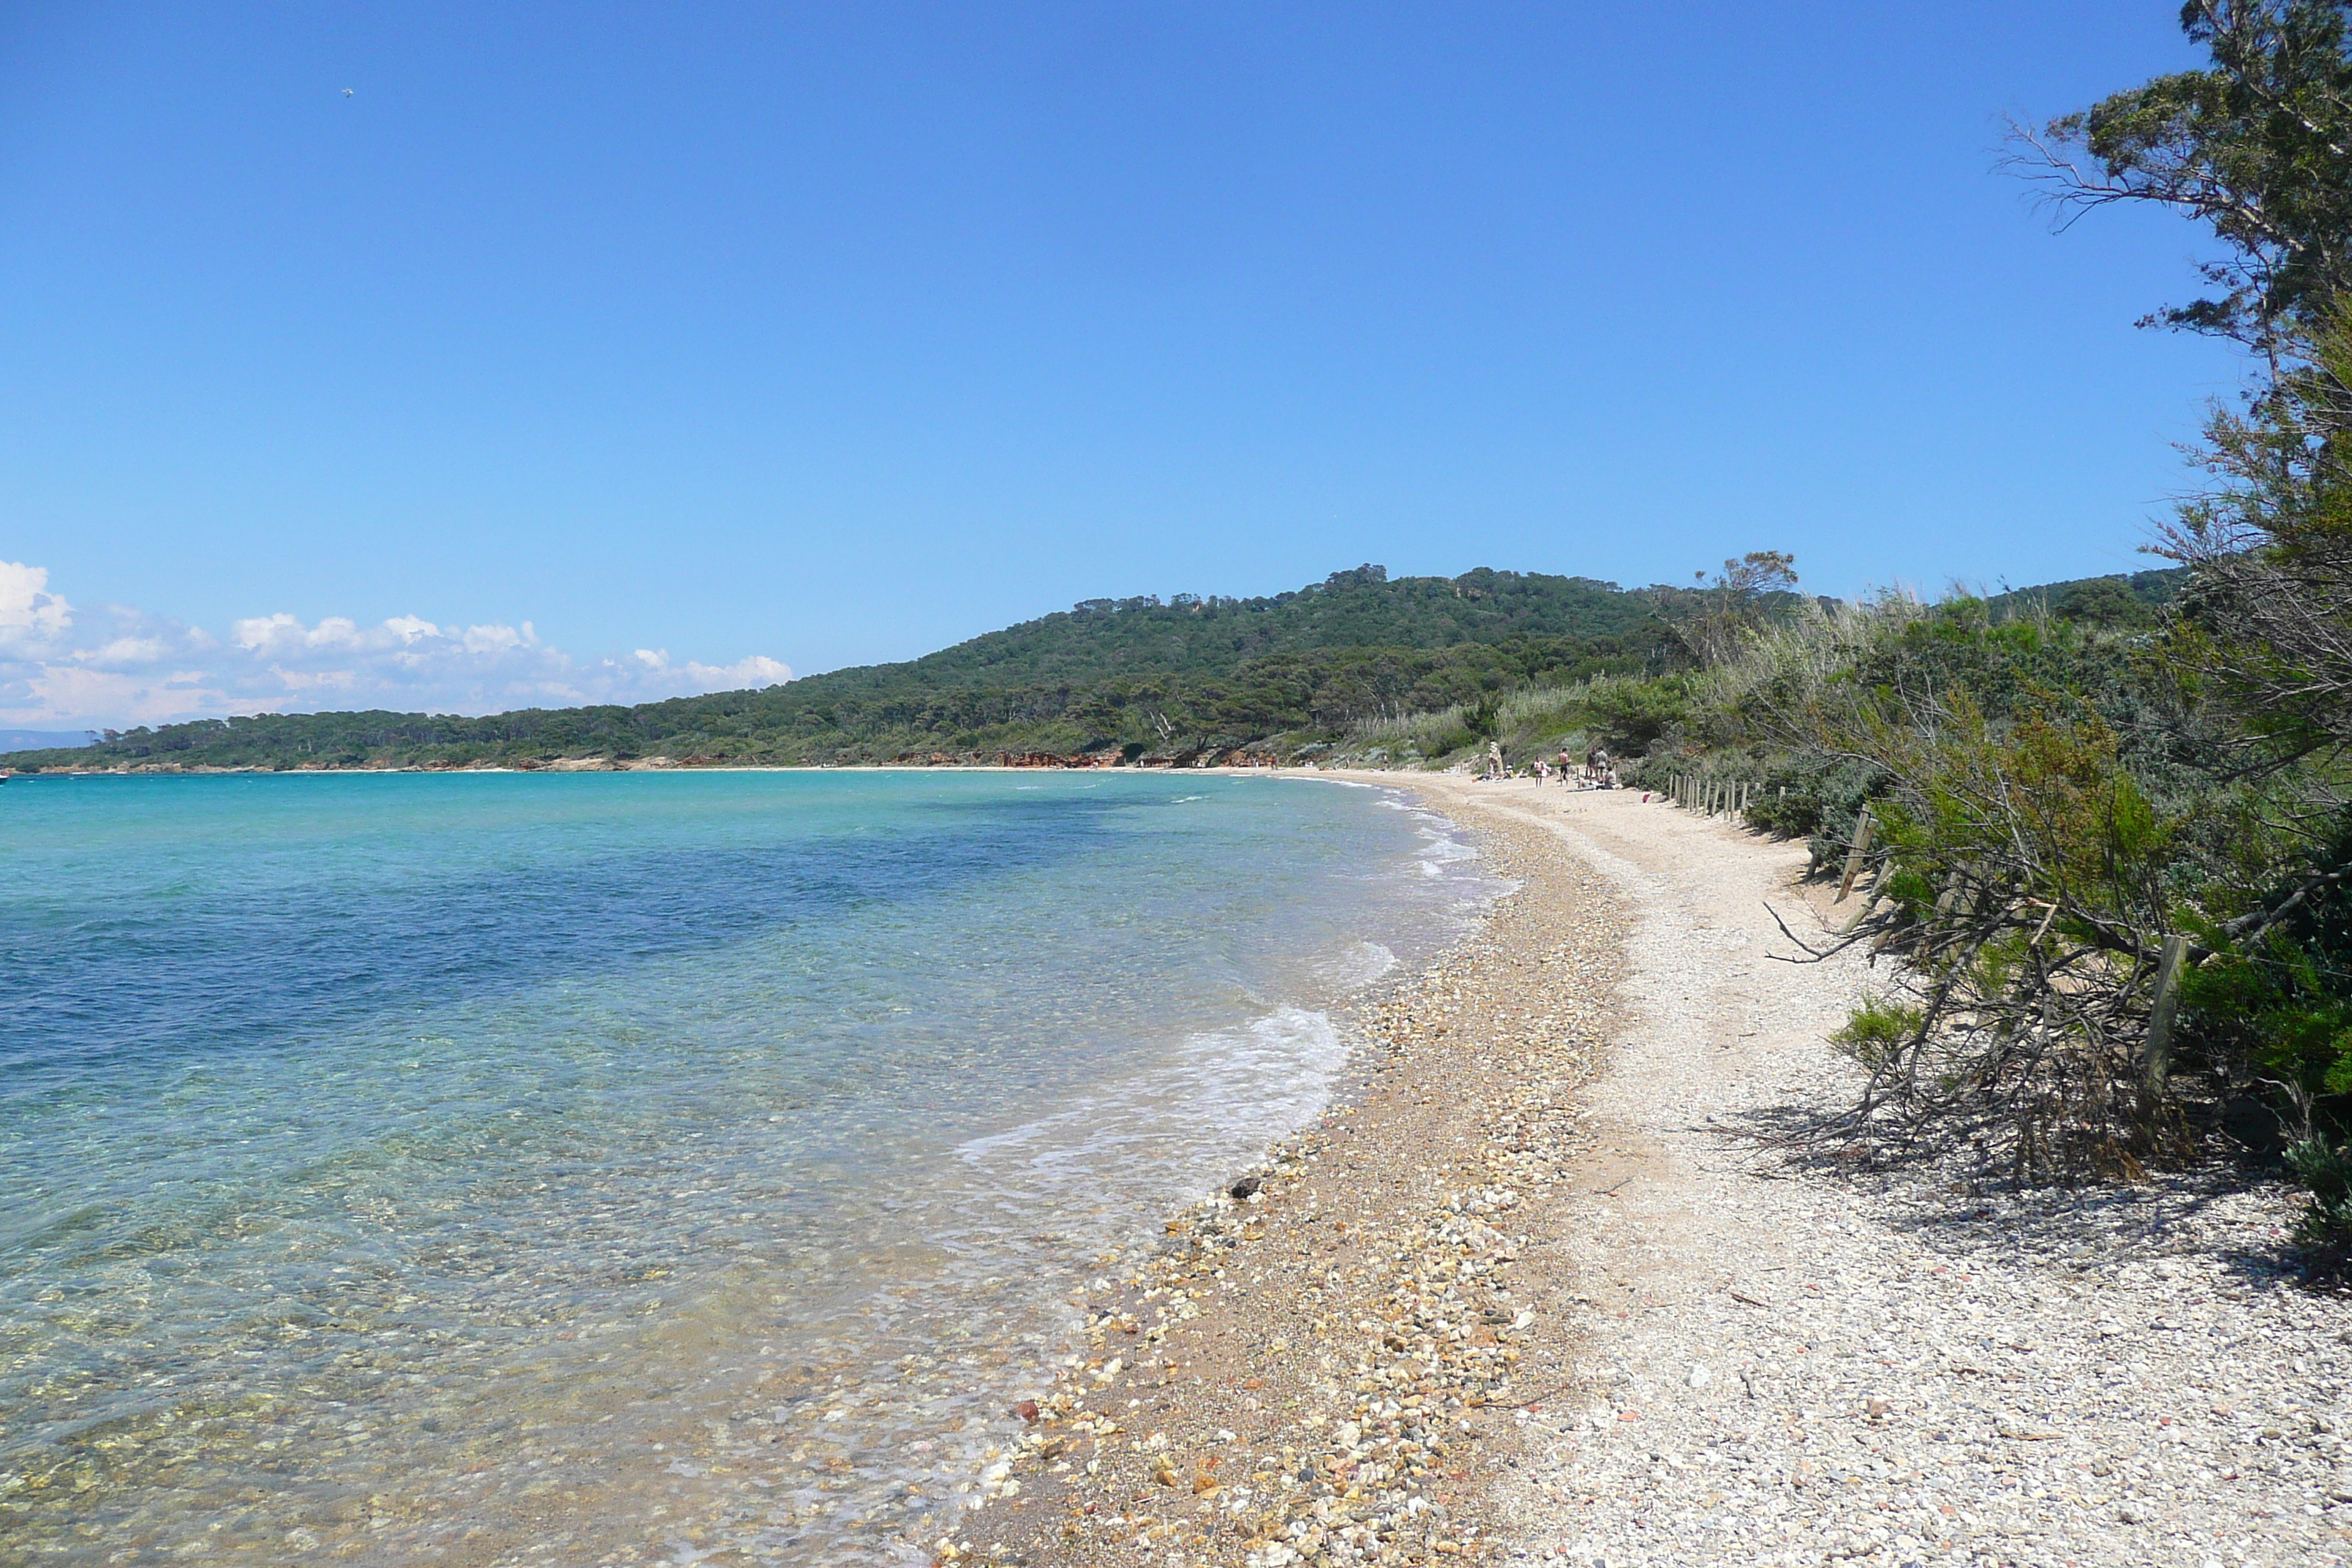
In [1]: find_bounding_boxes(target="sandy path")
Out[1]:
[1423,777,2351,1568]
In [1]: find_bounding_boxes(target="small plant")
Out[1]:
[1831,995,1926,1072]
[2285,1136,2352,1275]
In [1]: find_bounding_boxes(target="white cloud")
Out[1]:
[232,613,296,651]
[689,653,794,687]
[0,559,74,641]
[0,560,792,729]
[461,622,527,654]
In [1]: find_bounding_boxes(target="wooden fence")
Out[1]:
[1665,774,1760,823]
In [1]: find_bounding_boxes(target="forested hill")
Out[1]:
[1980,567,2187,627]
[2,565,1668,771]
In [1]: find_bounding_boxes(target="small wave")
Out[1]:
[1416,832,1478,865]
[1318,940,1397,990]
[951,1007,1348,1191]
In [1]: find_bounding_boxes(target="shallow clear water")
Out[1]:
[0,769,1490,1565]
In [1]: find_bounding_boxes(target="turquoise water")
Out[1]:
[0,770,1490,1565]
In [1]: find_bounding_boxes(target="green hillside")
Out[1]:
[1,565,1667,772]
[1982,567,2187,627]
[1,562,2188,774]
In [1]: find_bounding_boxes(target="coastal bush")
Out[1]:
[1493,682,1591,736]
[1828,995,1926,1073]
[1648,1,2352,1232]
[2286,1135,2352,1267]
[1340,703,1474,764]
[1558,672,1693,755]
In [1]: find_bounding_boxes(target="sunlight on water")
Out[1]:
[0,770,1494,1564]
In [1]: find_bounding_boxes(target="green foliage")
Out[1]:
[1742,753,1882,856]
[2285,1135,2352,1264]
[1622,570,2352,1189]
[2178,821,2352,1099]
[1562,673,1692,755]
[1663,550,1803,666]
[1983,569,2188,625]
[1341,703,1476,765]
[1831,995,1927,1072]
[2024,0,2352,350]
[1635,586,2239,1171]
[2011,0,2352,1223]
[1709,1,2352,1210]
[2054,576,2162,627]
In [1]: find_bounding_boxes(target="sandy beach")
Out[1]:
[951,774,2350,1568]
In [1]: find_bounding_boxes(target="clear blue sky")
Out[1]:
[0,3,2239,726]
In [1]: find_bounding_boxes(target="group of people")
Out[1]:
[1480,741,1618,788]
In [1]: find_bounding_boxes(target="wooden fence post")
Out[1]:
[1834,808,1876,903]
[2142,934,2190,1096]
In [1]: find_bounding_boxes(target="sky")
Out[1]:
[0,2,2245,729]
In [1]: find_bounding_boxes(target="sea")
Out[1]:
[0,769,1497,1566]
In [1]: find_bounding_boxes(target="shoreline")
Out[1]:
[0,761,1351,776]
[950,776,2352,1568]
[941,772,1629,1567]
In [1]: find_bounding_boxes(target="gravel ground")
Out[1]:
[1447,778,2352,1568]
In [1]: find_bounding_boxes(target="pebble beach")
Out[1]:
[951,774,2352,1568]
